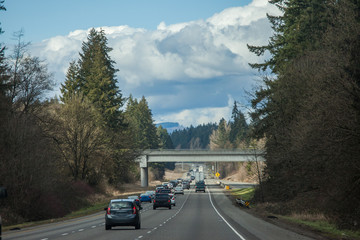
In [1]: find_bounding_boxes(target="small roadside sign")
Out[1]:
[215,172,220,178]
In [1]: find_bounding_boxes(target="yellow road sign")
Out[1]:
[215,172,220,177]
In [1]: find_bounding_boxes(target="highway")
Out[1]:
[2,184,314,240]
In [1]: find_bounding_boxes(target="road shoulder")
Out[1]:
[209,185,319,240]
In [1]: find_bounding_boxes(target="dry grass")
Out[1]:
[289,212,328,222]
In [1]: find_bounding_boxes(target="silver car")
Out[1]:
[174,186,184,195]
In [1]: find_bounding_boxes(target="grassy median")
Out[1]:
[230,187,255,201]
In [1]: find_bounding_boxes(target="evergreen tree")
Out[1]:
[138,97,159,149]
[157,125,174,149]
[170,123,217,149]
[248,0,332,73]
[125,95,163,178]
[248,0,360,228]
[125,96,159,150]
[229,101,248,147]
[209,118,232,150]
[0,1,9,111]
[61,28,124,129]
[157,125,175,170]
[60,61,80,102]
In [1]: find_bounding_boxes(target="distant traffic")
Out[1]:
[104,165,207,230]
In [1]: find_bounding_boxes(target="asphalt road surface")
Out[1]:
[3,184,314,240]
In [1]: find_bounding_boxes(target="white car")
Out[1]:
[169,193,176,206]
[174,186,184,195]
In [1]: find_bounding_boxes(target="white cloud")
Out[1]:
[27,0,279,127]
[155,95,235,127]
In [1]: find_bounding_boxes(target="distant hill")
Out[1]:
[156,122,184,133]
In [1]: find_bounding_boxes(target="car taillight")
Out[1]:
[168,200,171,203]
[133,206,137,214]
[153,200,156,203]
[107,207,111,215]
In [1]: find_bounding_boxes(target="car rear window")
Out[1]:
[155,194,169,199]
[159,189,171,193]
[110,201,133,209]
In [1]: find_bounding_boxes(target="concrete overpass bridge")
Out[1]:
[136,149,265,187]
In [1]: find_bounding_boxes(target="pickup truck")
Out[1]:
[195,181,206,192]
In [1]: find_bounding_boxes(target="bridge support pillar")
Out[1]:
[140,155,148,187]
[140,167,148,187]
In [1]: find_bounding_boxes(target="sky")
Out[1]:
[1,0,279,128]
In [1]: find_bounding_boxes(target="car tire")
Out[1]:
[153,206,156,210]
[135,221,141,229]
[169,205,172,209]
[105,224,112,230]
[174,203,176,206]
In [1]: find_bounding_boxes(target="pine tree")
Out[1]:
[62,28,124,129]
[229,101,248,147]
[157,125,174,149]
[125,96,159,150]
[248,0,332,73]
[157,125,175,171]
[60,61,80,102]
[137,96,159,149]
[209,118,231,150]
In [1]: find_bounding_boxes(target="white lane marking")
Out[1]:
[41,238,48,240]
[78,228,84,232]
[142,190,193,237]
[207,188,247,240]
[91,225,96,228]
[61,233,69,236]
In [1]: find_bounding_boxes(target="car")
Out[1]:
[195,181,206,192]
[156,186,164,192]
[153,193,172,209]
[182,181,190,190]
[140,194,152,203]
[128,195,142,209]
[104,199,141,230]
[174,186,184,195]
[158,188,172,194]
[145,190,155,199]
[169,180,178,188]
[169,193,176,206]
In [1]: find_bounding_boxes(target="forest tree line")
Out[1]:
[247,0,360,229]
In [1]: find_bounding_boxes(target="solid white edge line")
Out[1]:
[207,187,247,240]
